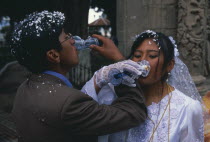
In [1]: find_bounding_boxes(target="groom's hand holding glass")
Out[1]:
[89,34,125,62]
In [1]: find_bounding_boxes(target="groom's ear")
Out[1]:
[167,59,175,72]
[46,49,60,64]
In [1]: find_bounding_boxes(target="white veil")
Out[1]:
[167,57,202,102]
[167,36,202,102]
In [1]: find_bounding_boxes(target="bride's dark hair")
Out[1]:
[128,31,175,81]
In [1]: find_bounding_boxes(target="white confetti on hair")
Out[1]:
[130,30,162,49]
[148,41,152,45]
[12,10,65,44]
[132,29,158,41]
[11,10,66,62]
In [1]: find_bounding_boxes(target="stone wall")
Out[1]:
[117,0,178,57]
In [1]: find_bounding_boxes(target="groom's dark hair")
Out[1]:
[10,11,65,73]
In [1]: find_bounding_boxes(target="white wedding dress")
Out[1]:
[81,77,204,142]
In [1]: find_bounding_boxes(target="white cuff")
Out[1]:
[81,76,99,102]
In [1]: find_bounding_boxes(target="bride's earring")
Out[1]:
[166,72,171,82]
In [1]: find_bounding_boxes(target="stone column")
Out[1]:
[177,0,209,94]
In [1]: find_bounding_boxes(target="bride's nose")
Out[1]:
[139,55,147,62]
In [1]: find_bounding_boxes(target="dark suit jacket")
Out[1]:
[12,73,146,142]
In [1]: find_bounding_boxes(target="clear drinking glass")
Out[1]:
[73,36,99,50]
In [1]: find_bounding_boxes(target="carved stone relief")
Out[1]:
[177,0,208,76]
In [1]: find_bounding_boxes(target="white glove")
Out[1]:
[94,60,143,88]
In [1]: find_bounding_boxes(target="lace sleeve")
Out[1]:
[168,57,201,102]
[180,100,204,142]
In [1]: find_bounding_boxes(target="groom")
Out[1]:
[11,11,147,142]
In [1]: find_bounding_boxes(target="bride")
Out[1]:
[82,30,204,142]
